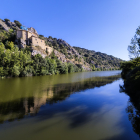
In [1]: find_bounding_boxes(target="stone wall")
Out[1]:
[16,30,22,39]
[46,46,53,55]
[27,31,32,38]
[31,36,45,48]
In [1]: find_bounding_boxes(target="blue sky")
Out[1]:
[1,0,140,60]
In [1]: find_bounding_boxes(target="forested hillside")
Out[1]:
[0,18,123,78]
[73,47,122,70]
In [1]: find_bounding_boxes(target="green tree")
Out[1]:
[128,26,140,59]
[92,65,95,71]
[14,20,22,28]
[4,18,10,22]
[5,41,15,51]
[0,67,4,77]
[11,65,20,77]
[0,31,9,42]
[68,63,74,73]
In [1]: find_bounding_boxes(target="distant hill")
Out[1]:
[73,47,122,70]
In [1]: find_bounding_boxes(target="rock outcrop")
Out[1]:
[31,46,47,58]
[0,19,10,31]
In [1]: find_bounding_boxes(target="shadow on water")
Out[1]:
[120,81,140,138]
[0,74,121,124]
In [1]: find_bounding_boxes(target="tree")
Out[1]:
[128,27,140,59]
[4,19,10,22]
[0,31,9,42]
[5,41,15,50]
[68,63,74,73]
[91,64,95,71]
[11,65,20,77]
[14,20,22,28]
[0,67,4,77]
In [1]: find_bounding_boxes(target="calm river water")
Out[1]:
[0,71,139,140]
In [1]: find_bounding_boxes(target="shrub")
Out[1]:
[4,19,10,22]
[14,20,22,28]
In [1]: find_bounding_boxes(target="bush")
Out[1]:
[4,19,10,22]
[121,58,140,79]
[14,20,22,28]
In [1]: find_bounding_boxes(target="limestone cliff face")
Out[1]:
[31,46,47,58]
[53,49,92,71]
[54,49,67,62]
[0,19,10,31]
[29,37,92,71]
[31,45,53,58]
[46,46,53,55]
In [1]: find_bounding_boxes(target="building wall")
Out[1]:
[32,32,38,37]
[22,30,27,40]
[17,30,22,39]
[27,32,32,38]
[31,36,46,49]
[17,30,38,40]
[17,29,48,51]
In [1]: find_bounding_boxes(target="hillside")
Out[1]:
[0,18,123,78]
[73,47,122,70]
[38,35,123,70]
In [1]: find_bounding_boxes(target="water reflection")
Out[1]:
[121,80,140,138]
[0,74,121,124]
[125,99,140,137]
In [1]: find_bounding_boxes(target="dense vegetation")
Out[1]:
[121,26,140,94]
[121,57,140,93]
[0,41,83,78]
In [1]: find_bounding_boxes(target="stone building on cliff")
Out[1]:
[16,26,46,50]
[16,26,53,57]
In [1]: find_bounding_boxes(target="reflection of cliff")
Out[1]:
[0,75,120,124]
[24,90,54,115]
[0,89,54,123]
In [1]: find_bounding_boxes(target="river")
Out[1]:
[0,70,139,140]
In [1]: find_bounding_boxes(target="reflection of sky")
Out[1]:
[0,79,139,140]
[0,105,125,140]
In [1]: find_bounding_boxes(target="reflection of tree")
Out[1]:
[121,75,140,137]
[0,74,121,124]
[49,75,121,103]
[126,100,140,137]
